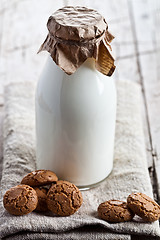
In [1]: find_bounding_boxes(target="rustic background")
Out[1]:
[0,0,160,205]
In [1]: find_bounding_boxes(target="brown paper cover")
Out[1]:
[38,6,115,76]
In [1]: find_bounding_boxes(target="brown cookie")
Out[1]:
[98,200,134,222]
[3,185,38,216]
[34,187,48,212]
[47,180,83,216]
[127,192,160,222]
[21,170,58,187]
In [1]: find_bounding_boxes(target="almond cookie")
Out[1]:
[3,185,38,216]
[127,192,160,222]
[21,170,58,187]
[34,187,48,212]
[47,180,83,216]
[98,200,134,222]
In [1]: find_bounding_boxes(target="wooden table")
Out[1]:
[0,0,160,237]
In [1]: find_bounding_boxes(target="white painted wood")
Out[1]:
[0,107,3,181]
[129,0,160,200]
[130,0,155,53]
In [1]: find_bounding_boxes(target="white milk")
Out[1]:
[36,56,116,188]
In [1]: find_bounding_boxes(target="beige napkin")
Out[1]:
[0,80,160,239]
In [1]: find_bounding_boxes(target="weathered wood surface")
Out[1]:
[0,0,160,203]
[128,0,160,202]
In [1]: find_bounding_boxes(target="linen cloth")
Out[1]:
[0,80,160,239]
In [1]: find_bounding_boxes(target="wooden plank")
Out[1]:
[129,0,155,53]
[140,52,160,200]
[0,0,65,85]
[115,56,140,82]
[0,107,3,181]
[109,3,152,176]
[129,0,160,201]
[0,3,5,106]
[111,0,154,174]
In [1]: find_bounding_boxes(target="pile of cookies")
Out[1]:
[3,170,83,216]
[98,193,160,223]
[3,169,160,224]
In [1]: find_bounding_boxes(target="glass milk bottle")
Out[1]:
[36,6,116,189]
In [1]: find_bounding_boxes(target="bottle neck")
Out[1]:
[82,58,96,70]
